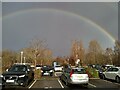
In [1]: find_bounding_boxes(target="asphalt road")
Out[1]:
[28,76,120,89]
[2,74,120,89]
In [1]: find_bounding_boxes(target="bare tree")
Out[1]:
[105,48,114,65]
[88,40,103,64]
[2,49,17,71]
[70,40,85,66]
[28,38,48,66]
[113,40,120,66]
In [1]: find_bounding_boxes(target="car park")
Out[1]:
[60,67,89,86]
[0,63,34,87]
[41,65,54,76]
[102,67,120,83]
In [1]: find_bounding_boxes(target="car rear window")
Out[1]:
[36,65,41,67]
[73,68,86,74]
[55,65,61,67]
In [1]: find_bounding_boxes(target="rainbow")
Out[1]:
[3,8,115,43]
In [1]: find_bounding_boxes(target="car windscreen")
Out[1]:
[8,65,27,72]
[73,68,86,74]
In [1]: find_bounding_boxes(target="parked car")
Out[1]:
[60,67,89,86]
[98,65,115,79]
[0,63,34,87]
[102,65,114,70]
[102,67,120,83]
[41,65,54,76]
[54,65,63,72]
[36,64,42,70]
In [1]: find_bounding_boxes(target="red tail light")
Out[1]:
[70,70,73,77]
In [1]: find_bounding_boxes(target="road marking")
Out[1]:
[58,79,64,88]
[88,83,96,88]
[28,80,36,89]
[55,72,57,77]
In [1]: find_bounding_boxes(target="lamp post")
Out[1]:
[21,51,23,64]
[24,57,26,63]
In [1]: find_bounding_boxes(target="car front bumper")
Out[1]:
[3,79,26,86]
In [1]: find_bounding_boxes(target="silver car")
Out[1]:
[102,67,120,83]
[60,67,89,86]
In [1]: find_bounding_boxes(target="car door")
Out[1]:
[104,68,113,79]
[110,68,119,80]
[62,68,70,81]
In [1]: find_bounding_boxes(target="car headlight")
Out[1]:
[19,75,25,78]
[99,71,103,73]
[50,70,53,72]
[0,75,3,78]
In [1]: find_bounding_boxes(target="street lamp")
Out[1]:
[24,57,26,63]
[67,58,69,64]
[21,51,23,64]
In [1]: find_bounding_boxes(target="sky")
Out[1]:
[2,2,118,56]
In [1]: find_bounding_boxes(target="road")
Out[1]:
[2,74,120,89]
[28,76,120,89]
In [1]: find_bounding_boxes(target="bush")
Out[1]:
[85,67,99,78]
[34,69,41,79]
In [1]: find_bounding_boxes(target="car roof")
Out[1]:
[105,65,114,66]
[14,63,30,65]
[115,67,120,69]
[72,67,84,70]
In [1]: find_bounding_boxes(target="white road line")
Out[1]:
[28,80,37,89]
[55,72,57,77]
[88,83,97,88]
[58,79,64,88]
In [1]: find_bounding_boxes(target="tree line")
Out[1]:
[1,38,120,72]
[69,40,120,66]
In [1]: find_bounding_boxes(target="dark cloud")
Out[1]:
[3,2,118,56]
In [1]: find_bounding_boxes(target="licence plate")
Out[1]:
[6,80,14,83]
[44,73,49,75]
[78,76,83,78]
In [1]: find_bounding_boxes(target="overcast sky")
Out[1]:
[2,2,118,56]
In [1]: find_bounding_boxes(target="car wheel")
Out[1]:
[65,79,70,86]
[99,74,103,79]
[102,75,106,80]
[116,76,120,83]
[23,79,29,87]
[59,76,62,80]
[60,76,63,82]
[50,73,53,76]
[84,83,88,85]
[31,74,34,81]
[84,83,88,87]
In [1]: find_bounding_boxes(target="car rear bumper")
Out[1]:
[69,79,89,85]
